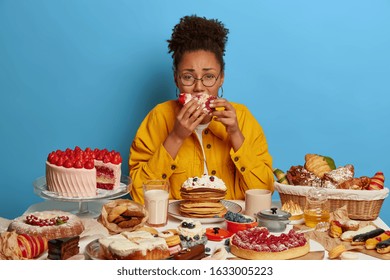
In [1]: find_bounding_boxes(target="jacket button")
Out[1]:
[240,167,246,172]
[206,144,211,149]
[171,165,176,170]
[234,157,239,162]
[211,170,216,175]
[162,174,167,179]
[204,129,209,134]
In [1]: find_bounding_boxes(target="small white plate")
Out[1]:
[168,200,242,224]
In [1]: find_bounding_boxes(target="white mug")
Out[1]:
[244,189,272,217]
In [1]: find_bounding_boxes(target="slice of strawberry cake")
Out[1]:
[178,93,217,113]
[45,146,122,198]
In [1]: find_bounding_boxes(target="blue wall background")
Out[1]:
[1,0,389,225]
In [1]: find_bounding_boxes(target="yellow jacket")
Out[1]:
[129,100,274,204]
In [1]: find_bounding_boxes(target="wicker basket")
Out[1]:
[274,182,389,220]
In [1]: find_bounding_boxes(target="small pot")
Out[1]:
[256,207,291,232]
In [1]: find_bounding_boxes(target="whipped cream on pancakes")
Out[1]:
[182,175,227,191]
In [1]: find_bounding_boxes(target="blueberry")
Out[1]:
[182,222,188,228]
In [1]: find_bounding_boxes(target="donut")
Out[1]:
[8,210,84,240]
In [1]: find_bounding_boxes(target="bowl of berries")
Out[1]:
[224,211,257,234]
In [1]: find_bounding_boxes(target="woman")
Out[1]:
[129,15,274,203]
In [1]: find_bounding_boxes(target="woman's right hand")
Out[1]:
[163,99,207,159]
[172,99,208,140]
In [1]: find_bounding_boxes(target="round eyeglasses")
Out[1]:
[178,72,221,87]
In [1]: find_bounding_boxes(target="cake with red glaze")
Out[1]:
[46,146,122,197]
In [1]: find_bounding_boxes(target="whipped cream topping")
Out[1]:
[177,219,205,239]
[182,175,227,191]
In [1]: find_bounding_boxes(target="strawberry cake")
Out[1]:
[230,227,310,260]
[178,92,217,113]
[46,146,122,198]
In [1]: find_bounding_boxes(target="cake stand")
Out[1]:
[33,175,131,218]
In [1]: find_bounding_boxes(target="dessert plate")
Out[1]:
[85,239,103,260]
[168,200,242,223]
[33,176,130,202]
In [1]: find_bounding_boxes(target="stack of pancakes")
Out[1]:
[179,175,227,218]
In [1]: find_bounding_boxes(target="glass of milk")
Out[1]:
[143,180,169,227]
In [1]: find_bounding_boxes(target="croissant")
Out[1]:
[304,154,335,178]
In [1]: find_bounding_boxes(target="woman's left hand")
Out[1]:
[210,98,245,151]
[210,98,240,134]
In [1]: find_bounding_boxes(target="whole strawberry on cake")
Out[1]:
[46,146,122,198]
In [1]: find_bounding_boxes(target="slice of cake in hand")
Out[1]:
[178,92,217,113]
[47,236,80,260]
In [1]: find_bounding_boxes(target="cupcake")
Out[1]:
[177,219,207,248]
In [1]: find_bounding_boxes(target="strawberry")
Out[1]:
[63,159,74,168]
[111,153,122,164]
[55,157,64,166]
[84,160,94,169]
[74,160,83,169]
[103,154,111,163]
[178,93,187,105]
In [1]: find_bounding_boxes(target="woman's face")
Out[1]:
[175,50,224,97]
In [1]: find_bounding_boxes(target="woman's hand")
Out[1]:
[210,98,245,151]
[163,99,207,158]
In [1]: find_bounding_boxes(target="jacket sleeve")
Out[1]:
[230,105,274,194]
[129,108,178,204]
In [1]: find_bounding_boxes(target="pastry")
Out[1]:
[329,220,343,238]
[322,165,354,188]
[338,176,370,190]
[46,146,122,197]
[98,231,170,260]
[340,225,376,242]
[172,244,206,260]
[286,165,321,186]
[0,231,48,260]
[8,210,84,241]
[368,171,385,190]
[376,239,390,254]
[98,199,148,234]
[340,251,359,260]
[328,244,347,259]
[365,230,390,250]
[230,227,309,260]
[304,154,335,178]
[178,93,217,113]
[281,200,303,221]
[351,228,385,245]
[177,219,207,248]
[47,236,80,260]
[158,230,182,255]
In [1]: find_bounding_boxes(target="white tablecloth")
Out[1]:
[2,199,383,260]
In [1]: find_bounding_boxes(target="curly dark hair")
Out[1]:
[167,15,229,71]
